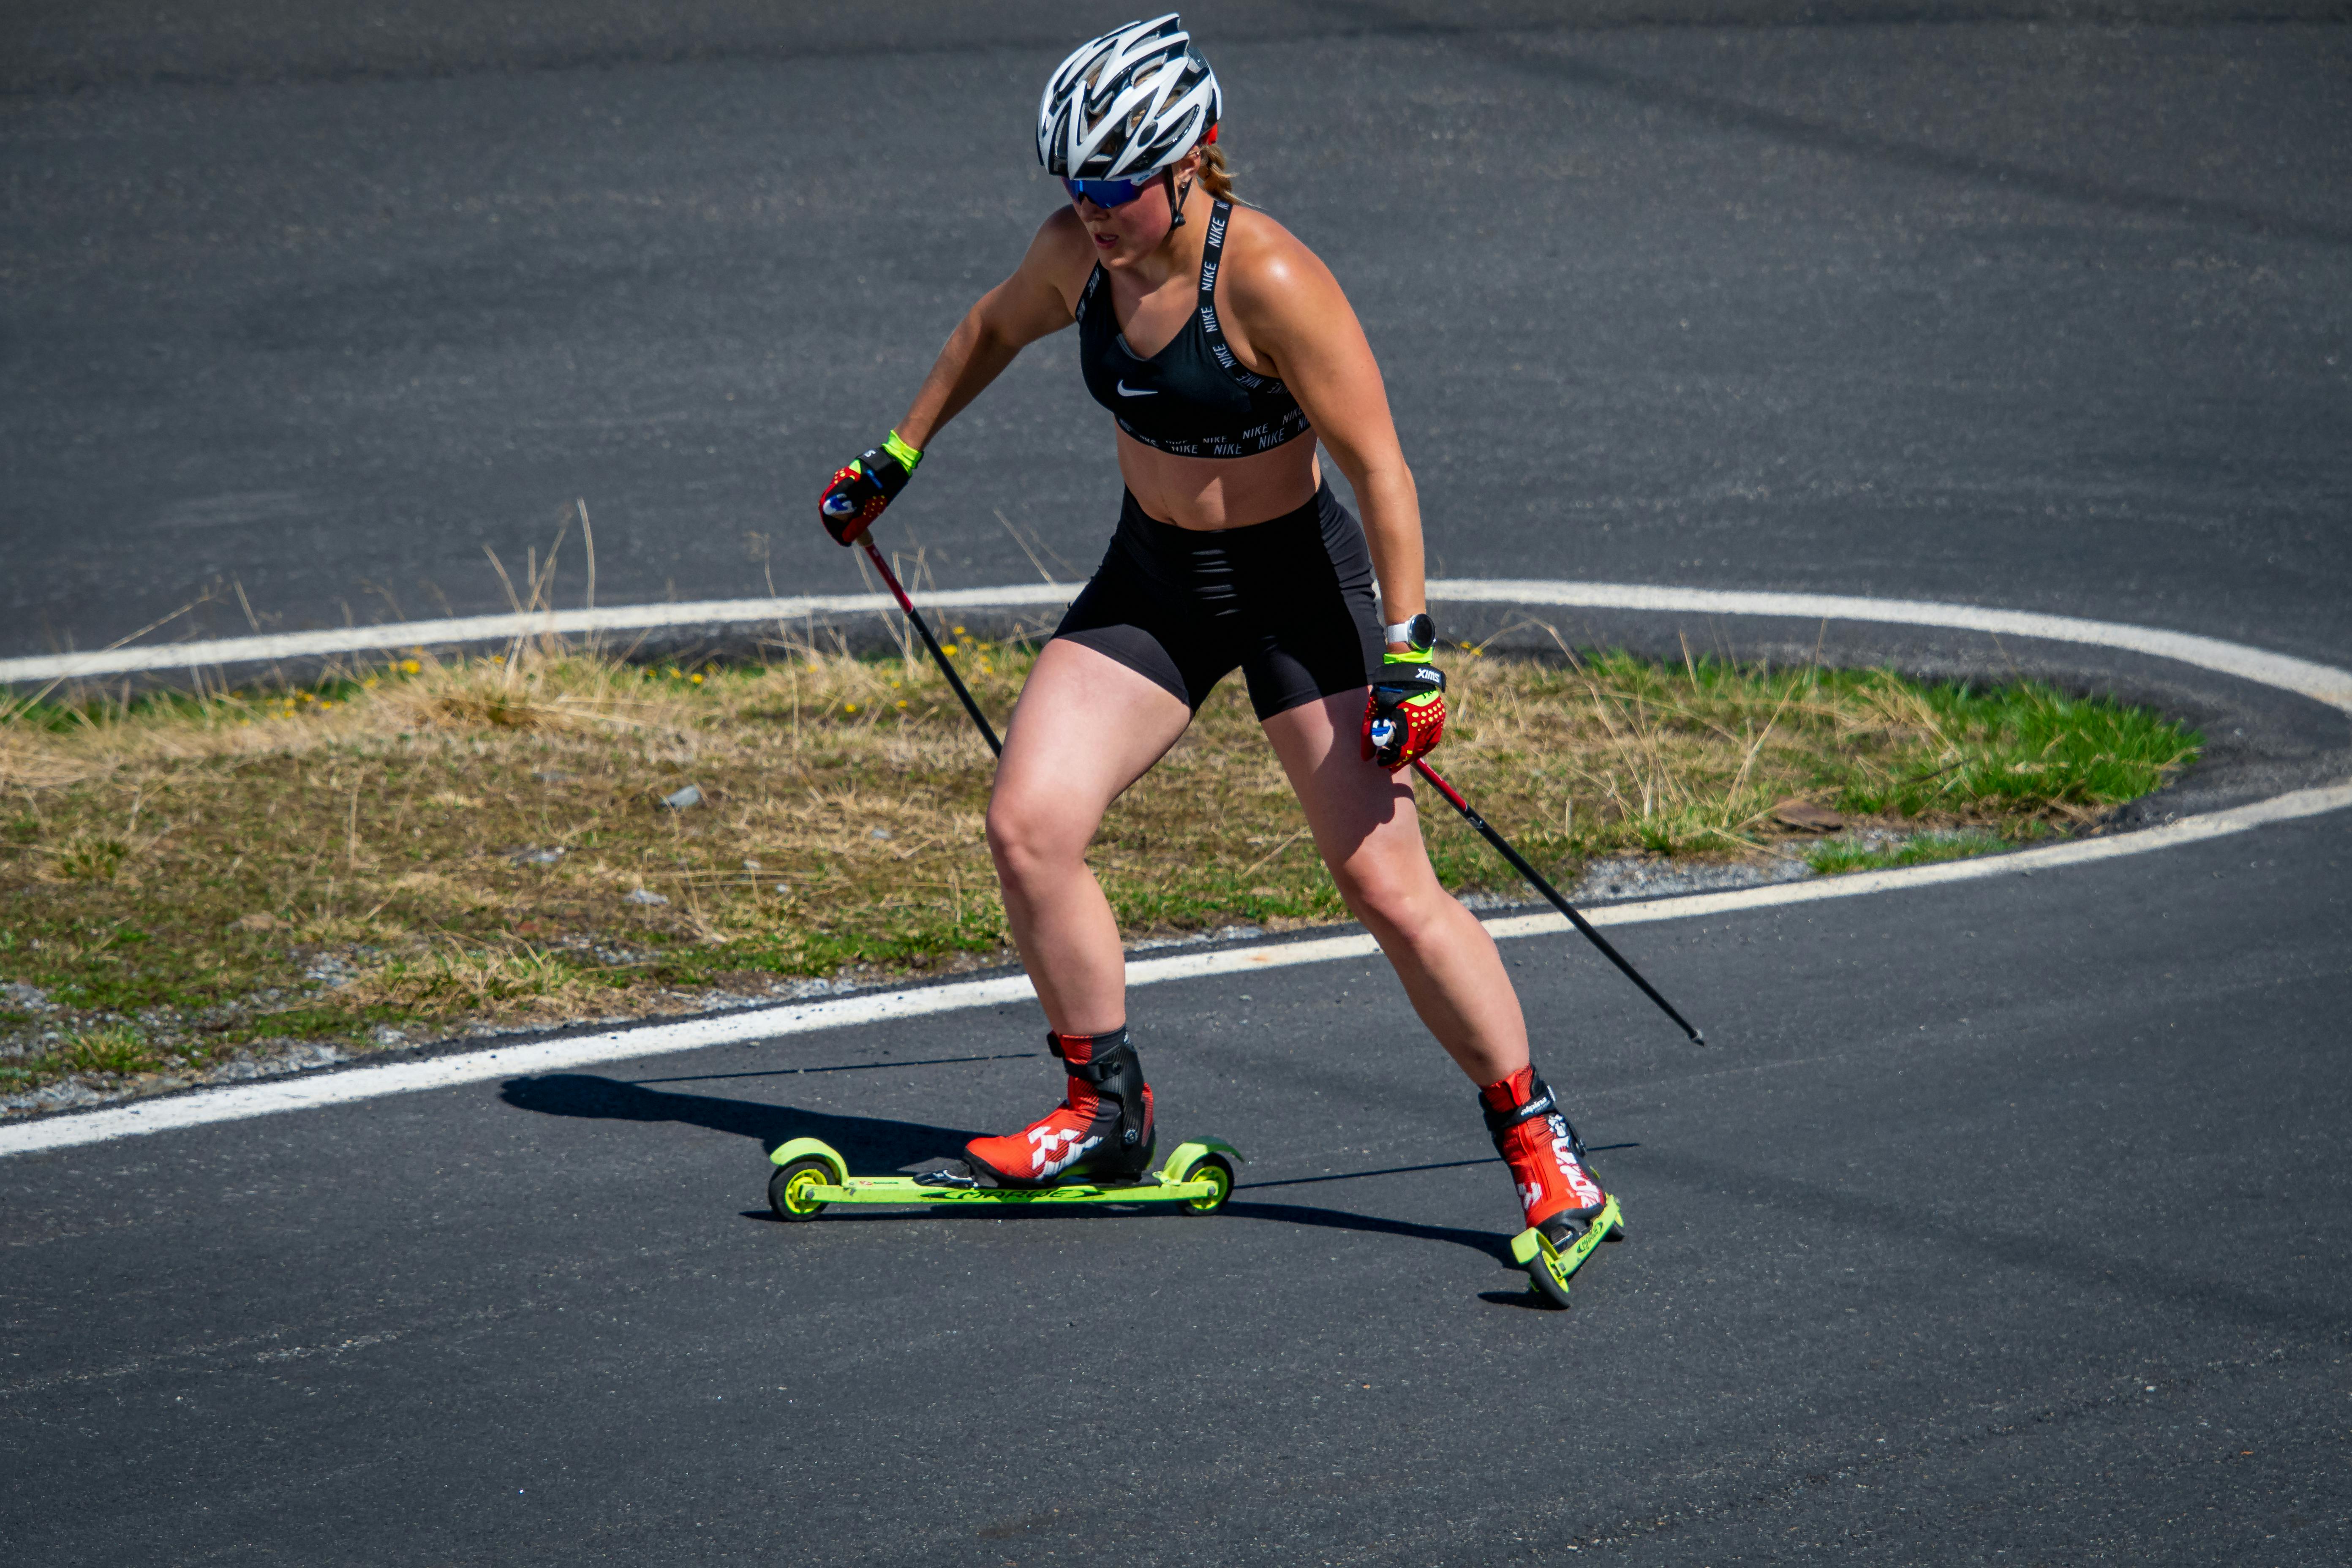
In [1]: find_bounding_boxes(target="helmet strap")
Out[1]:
[1166,169,1194,230]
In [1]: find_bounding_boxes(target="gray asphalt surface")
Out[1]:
[5,5,2351,1563]
[4,2,2348,662]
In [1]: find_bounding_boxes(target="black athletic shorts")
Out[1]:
[1053,480,1385,721]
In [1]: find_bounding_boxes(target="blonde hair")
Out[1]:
[1197,141,1238,201]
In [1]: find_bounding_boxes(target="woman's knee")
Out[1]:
[985,787,1088,881]
[1331,849,1446,939]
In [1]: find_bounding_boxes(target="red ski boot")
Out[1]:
[1481,1065,1624,1301]
[964,1027,1156,1189]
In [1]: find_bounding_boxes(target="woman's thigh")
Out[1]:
[991,637,1195,853]
[1257,689,1440,904]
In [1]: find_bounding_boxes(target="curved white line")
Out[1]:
[3,580,2347,1157]
[0,586,1077,684]
[1435,582,2352,716]
[8,579,2351,715]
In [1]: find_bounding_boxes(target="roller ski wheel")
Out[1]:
[1511,1195,1626,1307]
[769,1157,834,1222]
[764,1136,1241,1217]
[1181,1153,1234,1215]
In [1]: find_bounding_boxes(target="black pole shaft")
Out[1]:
[1412,758,1705,1045]
[861,538,1002,757]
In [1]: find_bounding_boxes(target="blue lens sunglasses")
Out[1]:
[1062,174,1157,209]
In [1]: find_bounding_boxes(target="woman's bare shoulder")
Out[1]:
[1217,205,1346,325]
[1026,205,1101,292]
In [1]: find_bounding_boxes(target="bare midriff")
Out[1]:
[1113,427,1323,531]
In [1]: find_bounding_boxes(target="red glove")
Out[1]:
[1361,652,1446,770]
[817,430,922,546]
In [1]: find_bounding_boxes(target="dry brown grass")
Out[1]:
[0,624,2195,1100]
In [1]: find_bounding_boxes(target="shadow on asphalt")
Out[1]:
[504,1072,1571,1282]
[498,1071,985,1170]
[620,1051,1042,1088]
[1220,1201,1515,1266]
[1234,1145,1636,1194]
[1477,1288,1563,1311]
[733,1193,1524,1273]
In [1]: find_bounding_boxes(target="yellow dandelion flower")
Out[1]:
[941,643,958,656]
[400,659,420,674]
[690,673,704,685]
[896,700,907,709]
[843,703,858,714]
[953,626,966,636]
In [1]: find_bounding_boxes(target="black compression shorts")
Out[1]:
[1053,480,1385,722]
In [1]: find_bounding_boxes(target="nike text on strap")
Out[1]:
[1073,199,1311,458]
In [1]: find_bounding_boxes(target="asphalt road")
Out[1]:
[3,2,2347,663]
[5,5,2351,1563]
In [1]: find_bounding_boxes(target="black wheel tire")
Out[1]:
[1526,1252,1576,1309]
[769,1158,834,1222]
[1183,1154,1234,1215]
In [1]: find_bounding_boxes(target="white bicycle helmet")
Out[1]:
[1036,14,1221,182]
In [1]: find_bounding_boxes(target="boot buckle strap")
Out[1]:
[1057,1043,1135,1086]
[1481,1085,1557,1135]
[1046,1027,1132,1081]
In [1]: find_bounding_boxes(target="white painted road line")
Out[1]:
[0,586,1077,684]
[1433,582,2352,717]
[3,582,2347,1157]
[8,579,2352,715]
[5,779,2349,1160]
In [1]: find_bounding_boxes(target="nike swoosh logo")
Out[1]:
[1115,380,1157,397]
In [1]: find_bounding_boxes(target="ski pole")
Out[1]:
[1410,757,1705,1045]
[860,537,1002,758]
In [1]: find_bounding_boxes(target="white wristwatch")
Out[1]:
[1383,613,1437,651]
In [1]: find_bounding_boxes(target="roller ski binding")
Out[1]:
[1482,1066,1625,1307]
[768,1028,1240,1220]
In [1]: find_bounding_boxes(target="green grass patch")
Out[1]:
[0,1022,189,1086]
[1805,828,2012,876]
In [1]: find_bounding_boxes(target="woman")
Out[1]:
[817,15,1619,1264]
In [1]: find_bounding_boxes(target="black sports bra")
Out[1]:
[1075,199,1311,459]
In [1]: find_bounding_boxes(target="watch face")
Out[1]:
[1407,612,1436,651]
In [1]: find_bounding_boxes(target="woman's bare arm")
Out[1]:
[1223,225,1424,643]
[895,210,1093,450]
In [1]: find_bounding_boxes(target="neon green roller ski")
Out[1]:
[1510,1194,1626,1307]
[1483,1066,1627,1307]
[766,1136,1243,1221]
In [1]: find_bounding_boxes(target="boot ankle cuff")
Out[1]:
[1478,1064,1539,1114]
[1047,1026,1131,1076]
[1479,1067,1557,1134]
